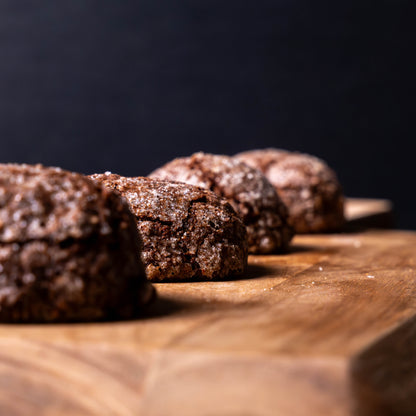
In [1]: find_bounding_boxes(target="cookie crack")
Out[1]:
[189,156,217,192]
[134,215,173,226]
[176,196,211,273]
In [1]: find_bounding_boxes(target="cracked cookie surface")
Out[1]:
[89,174,248,282]
[149,152,293,254]
[235,148,344,233]
[0,164,154,323]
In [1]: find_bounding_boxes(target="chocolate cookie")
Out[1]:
[89,174,248,282]
[0,164,154,323]
[235,149,344,233]
[149,152,293,254]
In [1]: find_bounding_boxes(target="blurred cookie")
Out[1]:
[149,152,293,254]
[235,149,344,233]
[0,164,154,323]
[89,174,248,282]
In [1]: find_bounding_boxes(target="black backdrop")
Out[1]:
[1,1,415,228]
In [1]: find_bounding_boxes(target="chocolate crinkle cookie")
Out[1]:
[149,152,293,254]
[0,164,154,323]
[89,174,248,282]
[235,149,345,233]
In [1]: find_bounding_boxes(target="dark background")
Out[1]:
[1,2,415,228]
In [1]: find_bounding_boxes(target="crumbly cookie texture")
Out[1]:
[0,164,154,323]
[89,174,248,282]
[235,149,345,233]
[149,152,293,254]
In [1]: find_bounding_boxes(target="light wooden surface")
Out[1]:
[344,198,394,229]
[1,199,415,416]
[344,198,392,221]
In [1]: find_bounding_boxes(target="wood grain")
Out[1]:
[1,199,415,416]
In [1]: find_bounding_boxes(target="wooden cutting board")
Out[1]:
[1,199,414,416]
